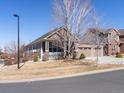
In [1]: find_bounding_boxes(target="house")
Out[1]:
[104,29,120,55]
[25,27,66,60]
[82,28,120,56]
[119,29,124,54]
[24,27,104,60]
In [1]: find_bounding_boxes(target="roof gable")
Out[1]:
[28,27,66,45]
[27,27,80,46]
[105,28,119,35]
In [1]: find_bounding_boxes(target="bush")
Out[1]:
[33,54,38,62]
[43,52,49,61]
[116,52,123,58]
[4,58,13,65]
[79,53,85,59]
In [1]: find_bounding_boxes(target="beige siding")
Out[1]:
[77,44,103,57]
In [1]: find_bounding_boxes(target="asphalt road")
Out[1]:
[0,70,124,93]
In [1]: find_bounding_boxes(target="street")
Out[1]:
[0,70,124,93]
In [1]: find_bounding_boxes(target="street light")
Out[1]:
[13,14,20,69]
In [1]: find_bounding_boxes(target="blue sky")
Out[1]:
[0,0,124,47]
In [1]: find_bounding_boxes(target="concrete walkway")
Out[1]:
[86,56,124,64]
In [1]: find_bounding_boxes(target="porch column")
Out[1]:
[32,45,33,52]
[45,41,49,52]
[91,48,93,57]
[40,42,43,60]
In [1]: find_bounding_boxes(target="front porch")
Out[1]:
[25,40,64,60]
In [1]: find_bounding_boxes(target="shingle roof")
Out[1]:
[81,28,119,44]
[119,29,124,36]
[120,40,124,43]
[81,28,104,44]
[27,27,65,46]
[103,28,120,35]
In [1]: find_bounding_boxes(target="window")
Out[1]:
[49,42,63,52]
[112,45,116,51]
[36,43,41,49]
[79,47,82,49]
[53,47,57,52]
[33,45,37,49]
[83,47,91,50]
[42,42,45,52]
[95,47,101,50]
[88,48,91,50]
[49,42,53,52]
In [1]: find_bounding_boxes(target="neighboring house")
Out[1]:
[82,28,120,56]
[105,29,120,55]
[24,27,104,60]
[119,29,124,54]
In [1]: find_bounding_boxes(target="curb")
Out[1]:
[0,67,124,84]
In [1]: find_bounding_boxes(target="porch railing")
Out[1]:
[48,52,64,59]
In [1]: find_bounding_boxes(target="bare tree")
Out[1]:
[91,12,108,62]
[4,42,17,56]
[4,41,25,64]
[93,29,107,62]
[52,0,96,58]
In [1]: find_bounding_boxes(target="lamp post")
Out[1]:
[13,14,20,69]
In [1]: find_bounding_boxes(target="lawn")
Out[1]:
[0,60,123,80]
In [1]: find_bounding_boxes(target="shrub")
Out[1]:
[33,54,38,62]
[79,53,85,59]
[116,52,123,58]
[4,58,13,65]
[43,52,49,61]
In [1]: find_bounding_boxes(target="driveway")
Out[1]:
[0,70,124,93]
[86,56,124,64]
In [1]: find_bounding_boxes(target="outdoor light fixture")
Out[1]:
[13,14,20,69]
